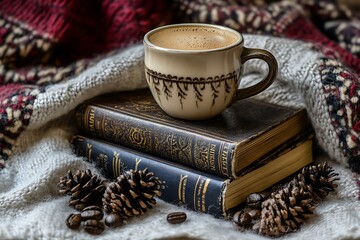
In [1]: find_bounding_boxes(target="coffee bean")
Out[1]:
[243,207,252,213]
[233,211,252,227]
[246,193,263,209]
[75,203,87,211]
[248,209,261,219]
[233,211,241,223]
[66,213,82,229]
[167,212,187,224]
[81,205,104,221]
[83,219,105,235]
[105,214,124,228]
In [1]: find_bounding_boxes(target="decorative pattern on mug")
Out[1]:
[145,67,240,109]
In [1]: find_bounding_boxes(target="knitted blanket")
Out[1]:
[0,0,360,239]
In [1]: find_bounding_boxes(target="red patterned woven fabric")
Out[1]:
[0,0,170,166]
[0,0,169,63]
[171,0,360,74]
[0,84,40,168]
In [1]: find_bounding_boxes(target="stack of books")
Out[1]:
[71,89,314,218]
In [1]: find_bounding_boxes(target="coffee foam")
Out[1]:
[148,26,239,50]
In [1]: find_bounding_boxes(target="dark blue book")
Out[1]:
[71,134,313,218]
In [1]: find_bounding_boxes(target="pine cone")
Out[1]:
[58,169,106,211]
[258,179,316,237]
[102,168,162,219]
[293,162,339,203]
[256,162,339,237]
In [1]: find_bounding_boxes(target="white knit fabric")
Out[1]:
[0,35,359,240]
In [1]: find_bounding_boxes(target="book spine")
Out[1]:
[75,105,235,178]
[71,135,228,218]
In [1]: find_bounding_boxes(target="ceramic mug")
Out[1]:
[143,23,278,120]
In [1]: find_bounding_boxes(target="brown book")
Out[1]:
[75,89,311,178]
[71,133,314,218]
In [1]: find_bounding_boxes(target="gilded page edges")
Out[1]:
[231,142,240,178]
[221,179,231,219]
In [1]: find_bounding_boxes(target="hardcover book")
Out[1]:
[71,134,313,218]
[75,89,310,178]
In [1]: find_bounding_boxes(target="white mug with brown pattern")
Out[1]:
[143,23,278,120]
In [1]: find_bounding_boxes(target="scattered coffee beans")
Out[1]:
[167,212,187,224]
[81,205,104,221]
[105,213,124,228]
[66,213,82,229]
[83,219,105,235]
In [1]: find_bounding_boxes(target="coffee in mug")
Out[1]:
[143,23,278,120]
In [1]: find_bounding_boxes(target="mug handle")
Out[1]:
[234,47,278,101]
